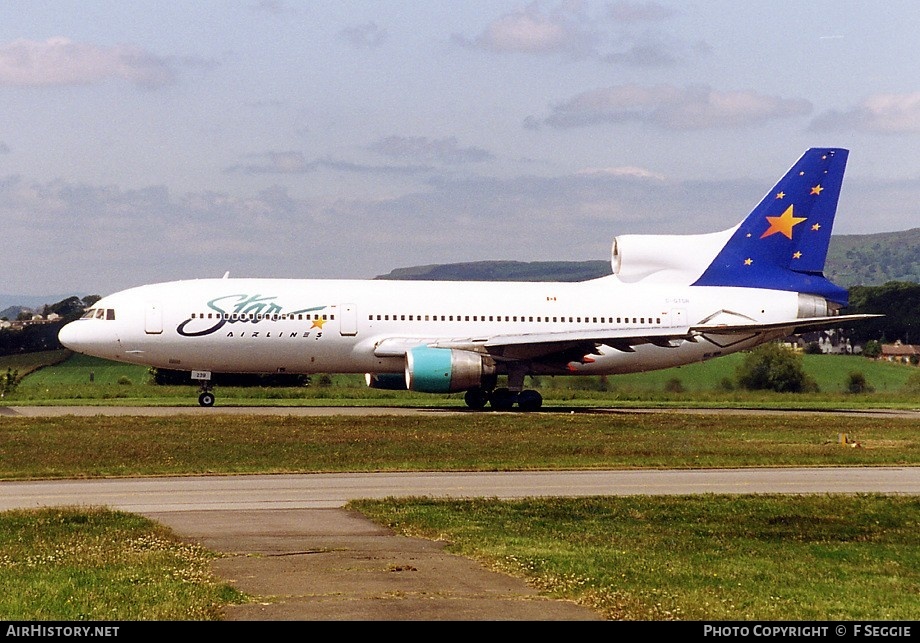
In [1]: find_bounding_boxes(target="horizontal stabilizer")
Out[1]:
[692,313,881,335]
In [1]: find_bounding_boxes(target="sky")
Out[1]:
[2,0,920,298]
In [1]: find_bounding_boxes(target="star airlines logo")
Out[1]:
[761,205,806,239]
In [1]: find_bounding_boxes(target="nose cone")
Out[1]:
[57,321,82,351]
[58,320,120,359]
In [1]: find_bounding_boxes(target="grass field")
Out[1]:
[3,413,919,478]
[0,350,72,378]
[353,495,920,620]
[2,349,919,621]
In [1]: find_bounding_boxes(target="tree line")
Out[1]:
[844,281,920,344]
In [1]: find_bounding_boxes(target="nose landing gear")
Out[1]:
[198,390,215,407]
[192,370,215,407]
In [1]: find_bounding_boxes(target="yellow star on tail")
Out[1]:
[761,205,806,239]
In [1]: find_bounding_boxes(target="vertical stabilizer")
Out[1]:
[692,148,849,305]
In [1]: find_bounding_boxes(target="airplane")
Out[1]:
[59,147,877,411]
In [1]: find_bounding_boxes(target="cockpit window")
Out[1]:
[80,308,115,320]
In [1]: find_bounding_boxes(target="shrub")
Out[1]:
[736,343,819,393]
[904,370,920,394]
[664,377,685,393]
[804,342,823,355]
[862,340,882,359]
[845,371,873,394]
[0,368,19,396]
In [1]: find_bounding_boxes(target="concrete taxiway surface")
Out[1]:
[3,404,920,418]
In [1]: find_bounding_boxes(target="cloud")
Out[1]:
[454,2,703,67]
[251,1,291,15]
[533,84,812,130]
[4,165,920,296]
[576,166,665,180]
[452,3,598,57]
[368,136,493,164]
[602,36,711,67]
[225,151,313,175]
[607,1,677,23]
[0,37,175,88]
[339,22,388,49]
[811,92,920,133]
[224,150,435,176]
[0,142,9,154]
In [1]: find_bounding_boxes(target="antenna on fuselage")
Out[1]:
[222,271,230,279]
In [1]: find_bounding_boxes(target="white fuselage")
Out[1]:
[60,276,800,378]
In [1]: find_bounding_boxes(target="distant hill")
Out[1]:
[0,294,75,312]
[824,228,920,286]
[0,306,31,321]
[377,229,920,286]
[377,260,611,282]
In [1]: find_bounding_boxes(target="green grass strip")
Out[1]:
[0,507,245,620]
[352,494,920,620]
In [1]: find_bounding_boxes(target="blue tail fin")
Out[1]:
[692,148,849,306]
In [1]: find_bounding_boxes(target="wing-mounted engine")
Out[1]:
[612,228,734,284]
[405,346,496,393]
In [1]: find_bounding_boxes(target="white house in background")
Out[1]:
[789,329,862,355]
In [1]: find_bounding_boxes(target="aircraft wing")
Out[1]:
[374,313,880,363]
[374,326,690,362]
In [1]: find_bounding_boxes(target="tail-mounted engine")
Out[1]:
[612,229,733,284]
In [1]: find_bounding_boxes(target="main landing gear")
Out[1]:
[463,386,543,412]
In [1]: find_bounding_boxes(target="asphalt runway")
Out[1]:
[3,404,919,620]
